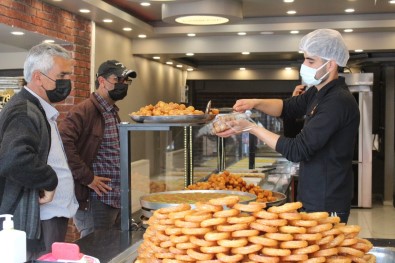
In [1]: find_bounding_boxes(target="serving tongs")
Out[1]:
[205,100,212,115]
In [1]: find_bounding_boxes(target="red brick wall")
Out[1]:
[0,0,92,241]
[0,0,92,120]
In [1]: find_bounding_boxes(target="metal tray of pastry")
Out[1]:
[129,114,215,123]
[140,191,285,218]
[266,191,287,207]
[140,190,257,210]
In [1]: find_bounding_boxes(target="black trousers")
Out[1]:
[26,217,69,260]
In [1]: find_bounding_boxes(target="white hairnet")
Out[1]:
[299,29,350,67]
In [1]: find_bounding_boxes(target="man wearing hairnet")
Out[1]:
[217,29,360,223]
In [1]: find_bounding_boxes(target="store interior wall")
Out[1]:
[0,52,28,70]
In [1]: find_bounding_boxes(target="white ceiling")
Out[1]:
[5,0,395,69]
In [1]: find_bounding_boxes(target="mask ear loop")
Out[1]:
[315,60,331,81]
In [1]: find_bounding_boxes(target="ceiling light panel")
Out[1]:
[162,0,242,25]
[345,8,355,13]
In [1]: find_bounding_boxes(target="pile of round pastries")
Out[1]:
[132,101,219,116]
[136,196,375,263]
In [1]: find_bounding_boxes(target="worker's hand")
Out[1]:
[233,99,257,112]
[216,119,257,137]
[88,176,112,196]
[216,128,237,138]
[292,85,306,96]
[39,190,55,204]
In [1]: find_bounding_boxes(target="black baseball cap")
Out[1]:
[96,60,137,79]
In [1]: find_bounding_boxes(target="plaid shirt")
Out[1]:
[91,93,121,208]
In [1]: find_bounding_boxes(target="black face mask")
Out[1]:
[108,83,128,101]
[45,79,72,103]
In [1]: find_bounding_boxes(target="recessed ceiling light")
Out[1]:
[390,0,395,4]
[187,33,196,37]
[79,9,90,13]
[43,39,55,43]
[153,56,160,60]
[186,53,194,56]
[284,0,294,2]
[138,34,147,38]
[260,31,274,35]
[103,19,113,23]
[241,52,250,55]
[355,49,364,52]
[285,67,292,70]
[345,8,355,13]
[123,27,132,31]
[11,31,24,35]
[140,2,151,6]
[187,68,194,72]
[240,67,246,71]
[176,65,183,68]
[163,0,242,25]
[344,29,353,33]
[290,30,299,34]
[175,15,229,25]
[287,10,297,15]
[237,32,247,36]
[166,61,173,65]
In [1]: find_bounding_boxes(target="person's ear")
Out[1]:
[328,60,337,72]
[32,71,43,83]
[98,76,105,86]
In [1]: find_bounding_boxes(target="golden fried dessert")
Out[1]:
[132,101,205,116]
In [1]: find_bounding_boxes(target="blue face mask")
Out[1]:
[300,61,330,87]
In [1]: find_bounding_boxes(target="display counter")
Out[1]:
[74,120,299,261]
[72,161,395,262]
[74,166,296,262]
[75,230,142,263]
[72,121,390,262]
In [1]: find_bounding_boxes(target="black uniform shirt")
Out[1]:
[276,77,360,212]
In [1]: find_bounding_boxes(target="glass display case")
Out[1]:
[119,122,242,230]
[119,119,295,231]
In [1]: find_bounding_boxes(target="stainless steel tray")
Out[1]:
[370,247,395,263]
[134,246,391,263]
[140,190,257,210]
[141,192,286,218]
[129,114,215,123]
[266,191,287,207]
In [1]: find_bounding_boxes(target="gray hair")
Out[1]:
[23,43,71,82]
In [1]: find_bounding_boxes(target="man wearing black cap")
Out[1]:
[59,60,137,237]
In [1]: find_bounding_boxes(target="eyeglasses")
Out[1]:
[104,76,132,85]
[40,72,56,82]
[41,71,72,81]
